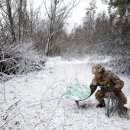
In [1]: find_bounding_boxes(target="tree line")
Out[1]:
[0,0,130,76]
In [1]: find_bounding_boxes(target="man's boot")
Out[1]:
[96,99,105,108]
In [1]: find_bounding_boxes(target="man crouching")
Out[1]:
[90,64,127,110]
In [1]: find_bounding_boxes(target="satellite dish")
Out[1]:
[65,82,92,101]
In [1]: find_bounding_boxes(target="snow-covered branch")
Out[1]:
[0,42,46,81]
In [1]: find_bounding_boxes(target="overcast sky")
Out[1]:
[67,0,108,31]
[32,0,108,31]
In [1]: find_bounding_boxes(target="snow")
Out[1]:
[0,56,130,130]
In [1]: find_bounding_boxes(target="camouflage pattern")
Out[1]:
[91,70,124,91]
[95,89,127,105]
[90,65,127,105]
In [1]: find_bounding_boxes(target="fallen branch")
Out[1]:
[105,92,129,118]
[0,112,21,129]
[7,99,21,111]
[45,96,63,130]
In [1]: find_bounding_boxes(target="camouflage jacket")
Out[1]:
[90,70,124,91]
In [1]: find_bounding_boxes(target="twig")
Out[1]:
[28,94,64,108]
[63,100,66,130]
[3,85,8,105]
[7,99,21,111]
[40,79,59,108]
[34,105,45,129]
[0,112,21,128]
[45,96,63,130]
[105,92,129,118]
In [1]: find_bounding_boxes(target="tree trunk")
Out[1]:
[18,0,23,42]
[6,0,16,42]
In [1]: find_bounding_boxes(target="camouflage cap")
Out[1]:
[92,64,105,74]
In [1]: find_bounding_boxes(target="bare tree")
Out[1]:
[43,0,79,56]
[18,0,23,42]
[5,0,16,42]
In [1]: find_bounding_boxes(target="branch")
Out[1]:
[0,112,21,129]
[7,100,21,111]
[45,97,63,130]
[42,0,50,19]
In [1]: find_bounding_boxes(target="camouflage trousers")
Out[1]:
[95,89,127,105]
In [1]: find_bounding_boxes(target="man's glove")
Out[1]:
[112,87,120,94]
[90,84,97,94]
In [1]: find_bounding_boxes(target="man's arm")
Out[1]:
[90,78,98,94]
[109,71,124,90]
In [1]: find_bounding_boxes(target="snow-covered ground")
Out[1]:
[0,57,130,130]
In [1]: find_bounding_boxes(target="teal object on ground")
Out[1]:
[65,82,91,101]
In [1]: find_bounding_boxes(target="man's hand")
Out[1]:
[90,84,97,94]
[90,84,96,89]
[112,87,120,94]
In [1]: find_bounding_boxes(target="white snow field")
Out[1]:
[0,56,130,130]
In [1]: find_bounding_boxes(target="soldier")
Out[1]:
[90,64,127,109]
